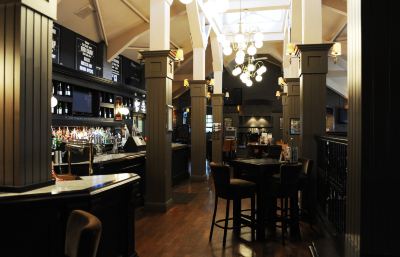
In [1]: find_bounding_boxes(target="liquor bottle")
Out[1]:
[99,92,103,103]
[64,103,69,115]
[52,82,55,95]
[99,108,102,117]
[104,108,108,118]
[65,84,71,96]
[109,94,113,103]
[57,102,63,114]
[57,82,63,95]
[108,108,113,118]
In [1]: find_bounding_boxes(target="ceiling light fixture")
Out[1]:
[232,56,267,87]
[218,0,263,64]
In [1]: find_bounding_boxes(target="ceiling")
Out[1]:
[55,0,348,98]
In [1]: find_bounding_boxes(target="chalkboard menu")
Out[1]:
[52,26,60,63]
[76,38,97,75]
[111,56,121,82]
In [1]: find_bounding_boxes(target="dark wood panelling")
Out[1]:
[0,3,53,189]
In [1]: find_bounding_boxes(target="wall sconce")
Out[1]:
[329,42,341,64]
[175,48,184,62]
[171,48,184,66]
[225,91,230,98]
[278,76,287,87]
[183,79,189,88]
[275,90,281,99]
[286,42,298,64]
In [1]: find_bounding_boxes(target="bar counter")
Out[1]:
[0,173,140,257]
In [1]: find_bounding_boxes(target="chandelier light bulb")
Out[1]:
[223,47,232,56]
[255,75,262,82]
[246,79,253,87]
[257,65,267,75]
[240,73,247,81]
[236,50,245,59]
[235,34,245,44]
[247,45,257,56]
[235,55,245,65]
[255,40,263,49]
[232,67,242,76]
[248,63,255,72]
[179,0,193,4]
[254,32,263,42]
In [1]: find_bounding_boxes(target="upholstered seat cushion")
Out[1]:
[227,179,256,198]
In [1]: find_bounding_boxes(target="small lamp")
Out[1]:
[275,90,281,99]
[183,79,189,88]
[175,48,184,62]
[330,42,342,64]
[286,43,298,64]
[51,96,58,108]
[225,91,230,98]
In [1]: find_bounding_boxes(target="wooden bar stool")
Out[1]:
[209,162,256,247]
[271,163,302,244]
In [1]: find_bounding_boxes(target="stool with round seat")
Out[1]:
[209,162,256,247]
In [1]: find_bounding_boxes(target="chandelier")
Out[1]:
[231,56,267,87]
[218,0,264,65]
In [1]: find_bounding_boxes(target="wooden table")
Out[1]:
[231,158,301,240]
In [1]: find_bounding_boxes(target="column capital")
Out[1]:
[190,83,207,97]
[141,50,175,79]
[211,94,224,106]
[0,0,57,19]
[295,43,333,75]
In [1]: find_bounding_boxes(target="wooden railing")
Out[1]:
[316,135,347,233]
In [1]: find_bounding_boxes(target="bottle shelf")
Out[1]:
[100,103,114,108]
[54,95,73,102]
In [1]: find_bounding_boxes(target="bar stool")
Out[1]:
[209,162,256,247]
[271,163,302,244]
[298,158,313,219]
[65,210,102,257]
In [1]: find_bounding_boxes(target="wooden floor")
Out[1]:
[135,178,343,257]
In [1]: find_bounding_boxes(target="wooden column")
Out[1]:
[296,44,332,159]
[142,50,174,211]
[190,81,207,180]
[0,0,57,192]
[211,94,223,164]
[282,78,300,145]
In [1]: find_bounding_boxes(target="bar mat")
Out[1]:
[172,192,197,204]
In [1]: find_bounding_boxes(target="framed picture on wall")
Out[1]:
[290,118,301,135]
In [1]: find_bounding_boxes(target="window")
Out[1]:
[206,115,213,133]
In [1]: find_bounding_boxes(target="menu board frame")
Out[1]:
[52,25,60,64]
[111,55,121,83]
[76,37,97,75]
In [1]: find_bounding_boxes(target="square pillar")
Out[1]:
[141,50,175,211]
[211,94,223,164]
[296,43,332,159]
[190,80,207,180]
[282,78,300,145]
[0,0,57,192]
